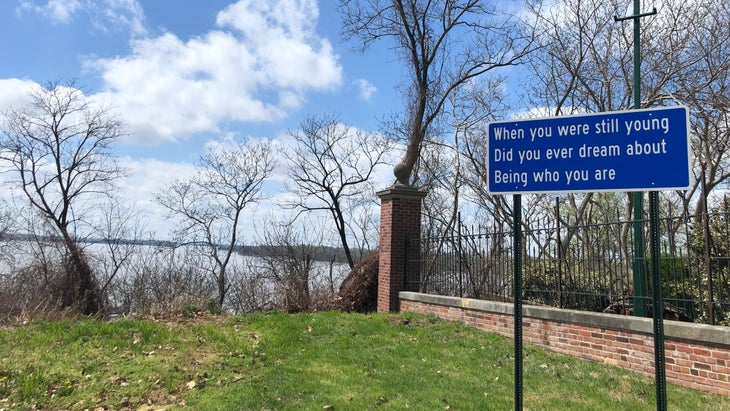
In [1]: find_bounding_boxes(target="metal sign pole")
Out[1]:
[513,194,523,411]
[614,0,658,319]
[615,3,666,410]
[629,0,651,319]
[649,191,667,410]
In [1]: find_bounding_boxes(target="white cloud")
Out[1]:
[92,0,146,37]
[0,78,40,109]
[15,0,146,35]
[353,78,377,101]
[16,0,82,23]
[116,157,196,237]
[116,149,308,242]
[89,0,342,145]
[216,0,339,90]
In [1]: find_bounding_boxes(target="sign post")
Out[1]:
[513,194,522,411]
[615,3,663,408]
[615,0,658,322]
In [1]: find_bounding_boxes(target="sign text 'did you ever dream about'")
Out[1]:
[487,106,690,195]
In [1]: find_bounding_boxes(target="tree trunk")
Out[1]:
[61,231,102,314]
[217,268,227,307]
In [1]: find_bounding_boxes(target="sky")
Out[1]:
[0,0,405,241]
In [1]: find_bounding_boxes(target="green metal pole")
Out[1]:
[649,191,667,410]
[631,0,647,318]
[513,194,523,411]
[615,3,663,409]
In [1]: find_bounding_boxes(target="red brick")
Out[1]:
[694,348,712,357]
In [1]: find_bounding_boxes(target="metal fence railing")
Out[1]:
[406,205,730,326]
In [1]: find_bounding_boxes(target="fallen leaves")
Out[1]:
[186,373,209,390]
[373,396,388,407]
[109,376,129,386]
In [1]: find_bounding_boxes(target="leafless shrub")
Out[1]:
[226,264,276,314]
[0,241,69,321]
[108,245,215,317]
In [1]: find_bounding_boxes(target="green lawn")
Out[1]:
[0,311,728,410]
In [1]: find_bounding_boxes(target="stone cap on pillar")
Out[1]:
[376,185,428,201]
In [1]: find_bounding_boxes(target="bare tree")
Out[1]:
[156,138,274,308]
[256,219,318,312]
[340,0,537,184]
[90,196,146,312]
[0,200,12,242]
[670,1,730,217]
[254,217,347,312]
[523,0,730,241]
[0,201,18,318]
[285,114,391,269]
[0,80,126,314]
[521,0,631,257]
[227,263,275,314]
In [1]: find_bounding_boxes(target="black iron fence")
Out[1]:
[405,203,730,326]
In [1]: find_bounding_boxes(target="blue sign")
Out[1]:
[487,106,690,194]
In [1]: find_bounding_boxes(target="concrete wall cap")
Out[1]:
[400,291,730,347]
[377,186,428,200]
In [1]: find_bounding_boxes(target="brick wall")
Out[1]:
[400,292,730,397]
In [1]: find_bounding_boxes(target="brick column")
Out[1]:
[377,186,427,313]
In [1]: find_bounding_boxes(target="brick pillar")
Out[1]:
[377,186,427,313]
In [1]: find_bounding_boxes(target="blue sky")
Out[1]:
[0,0,405,239]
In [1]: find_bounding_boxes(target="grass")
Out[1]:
[0,311,729,410]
